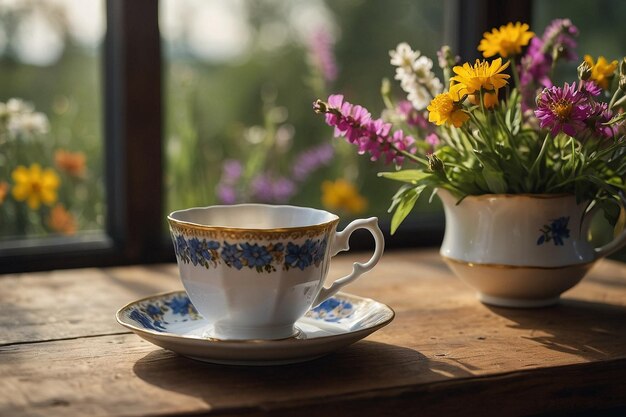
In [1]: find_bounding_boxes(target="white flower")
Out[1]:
[8,112,49,137]
[389,43,420,69]
[6,98,32,115]
[407,85,431,111]
[389,43,444,110]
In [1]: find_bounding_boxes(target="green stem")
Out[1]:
[609,88,624,109]
[390,144,429,166]
[510,58,521,91]
[529,132,551,187]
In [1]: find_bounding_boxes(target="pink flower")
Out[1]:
[425,133,440,148]
[396,100,428,128]
[588,102,619,139]
[316,94,417,166]
[535,83,590,137]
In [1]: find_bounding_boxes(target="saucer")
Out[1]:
[116,291,394,365]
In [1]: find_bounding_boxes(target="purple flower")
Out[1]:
[291,143,334,182]
[222,159,242,183]
[251,173,296,203]
[520,19,579,111]
[580,81,602,97]
[588,102,619,139]
[308,29,338,83]
[216,184,237,204]
[535,83,590,137]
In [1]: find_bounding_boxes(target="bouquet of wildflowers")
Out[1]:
[313,20,626,232]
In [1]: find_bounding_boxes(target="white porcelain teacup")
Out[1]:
[168,204,384,340]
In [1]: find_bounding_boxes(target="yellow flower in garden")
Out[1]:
[478,22,534,58]
[321,179,367,215]
[0,182,9,205]
[11,164,60,210]
[584,55,618,90]
[427,86,469,128]
[451,58,510,108]
[55,149,86,177]
[452,58,510,94]
[48,204,77,235]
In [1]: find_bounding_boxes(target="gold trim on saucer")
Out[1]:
[441,255,595,270]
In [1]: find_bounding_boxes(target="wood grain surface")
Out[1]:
[1,249,626,416]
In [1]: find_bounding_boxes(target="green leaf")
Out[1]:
[378,170,433,184]
[482,163,508,194]
[390,185,426,234]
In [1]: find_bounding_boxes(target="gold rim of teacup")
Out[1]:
[168,218,340,240]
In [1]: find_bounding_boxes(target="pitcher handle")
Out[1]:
[594,193,626,259]
[312,217,384,306]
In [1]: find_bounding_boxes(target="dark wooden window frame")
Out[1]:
[0,0,531,274]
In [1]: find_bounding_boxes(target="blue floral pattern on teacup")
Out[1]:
[537,216,570,246]
[126,292,354,333]
[172,235,328,273]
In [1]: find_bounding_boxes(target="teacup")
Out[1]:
[167,204,384,340]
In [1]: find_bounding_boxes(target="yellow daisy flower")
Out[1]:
[478,22,534,58]
[450,58,510,108]
[451,58,510,94]
[584,55,618,90]
[321,179,367,215]
[427,86,469,128]
[11,164,60,210]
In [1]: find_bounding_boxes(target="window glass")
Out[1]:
[0,0,105,241]
[532,1,626,80]
[162,0,445,227]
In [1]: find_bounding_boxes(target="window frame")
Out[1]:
[0,0,531,273]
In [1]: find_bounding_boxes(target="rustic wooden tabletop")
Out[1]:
[1,249,626,417]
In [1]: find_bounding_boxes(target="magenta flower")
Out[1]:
[588,102,619,139]
[308,29,338,83]
[580,81,602,97]
[535,83,590,137]
[520,19,579,111]
[396,100,428,128]
[315,94,417,166]
[426,133,440,149]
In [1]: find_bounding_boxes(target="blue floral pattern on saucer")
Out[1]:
[116,290,395,365]
[126,292,354,333]
[172,236,327,273]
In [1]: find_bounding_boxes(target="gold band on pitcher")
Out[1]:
[168,218,339,241]
[441,255,595,270]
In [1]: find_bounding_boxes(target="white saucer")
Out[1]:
[116,291,394,365]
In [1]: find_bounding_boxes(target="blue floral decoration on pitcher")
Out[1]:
[537,216,570,246]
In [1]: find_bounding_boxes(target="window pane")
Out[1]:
[0,0,105,241]
[162,0,445,227]
[532,1,626,78]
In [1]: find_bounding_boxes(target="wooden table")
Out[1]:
[1,249,626,417]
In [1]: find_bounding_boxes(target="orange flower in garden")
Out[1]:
[11,164,60,210]
[0,182,9,204]
[55,149,86,177]
[583,55,618,90]
[321,179,367,215]
[478,22,534,58]
[48,204,77,235]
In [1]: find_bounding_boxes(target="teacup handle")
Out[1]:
[312,217,384,306]
[595,193,626,259]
